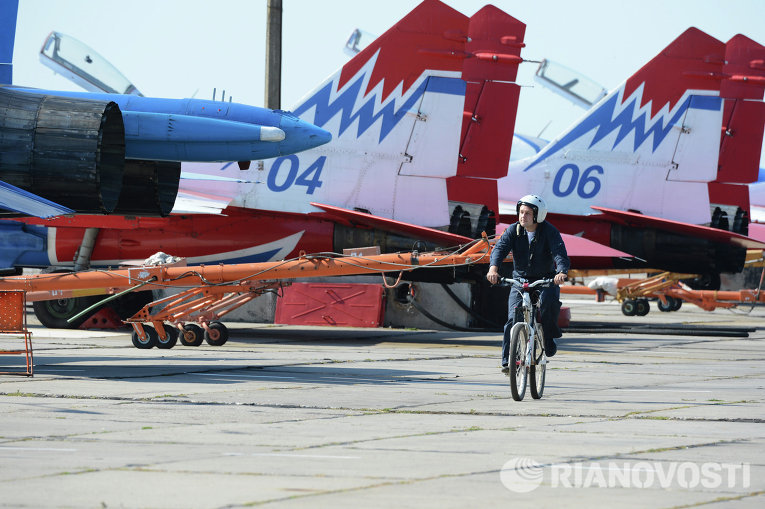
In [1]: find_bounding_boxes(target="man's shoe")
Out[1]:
[545,340,557,357]
[501,362,510,374]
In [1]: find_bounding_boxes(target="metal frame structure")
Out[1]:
[0,290,33,376]
[0,239,491,349]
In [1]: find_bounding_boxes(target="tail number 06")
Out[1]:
[267,155,325,195]
[552,164,603,199]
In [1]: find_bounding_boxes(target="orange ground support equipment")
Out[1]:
[0,291,33,376]
[0,238,491,348]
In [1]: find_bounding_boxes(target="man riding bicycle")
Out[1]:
[486,194,570,372]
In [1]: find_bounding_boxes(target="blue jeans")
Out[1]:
[501,284,561,364]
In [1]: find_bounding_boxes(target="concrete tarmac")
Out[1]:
[0,297,763,508]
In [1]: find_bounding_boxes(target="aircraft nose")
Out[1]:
[278,115,332,154]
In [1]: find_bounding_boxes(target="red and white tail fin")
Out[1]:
[446,5,525,236]
[181,0,524,235]
[709,34,765,234]
[502,28,727,226]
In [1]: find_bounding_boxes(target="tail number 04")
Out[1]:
[552,164,603,199]
[267,155,325,195]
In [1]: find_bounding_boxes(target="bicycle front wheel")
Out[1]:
[530,324,546,399]
[509,322,528,401]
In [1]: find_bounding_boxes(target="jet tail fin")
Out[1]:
[505,27,727,225]
[0,0,19,84]
[709,34,765,234]
[446,5,525,237]
[222,0,524,239]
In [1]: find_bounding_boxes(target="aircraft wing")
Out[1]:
[591,206,765,250]
[310,204,634,267]
[0,181,73,218]
[558,232,632,258]
[493,222,632,270]
[171,170,257,214]
[748,223,765,244]
[310,202,473,247]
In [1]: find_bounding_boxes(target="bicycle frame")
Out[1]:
[501,277,554,400]
[514,280,548,361]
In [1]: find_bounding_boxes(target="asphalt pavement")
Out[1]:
[0,296,763,508]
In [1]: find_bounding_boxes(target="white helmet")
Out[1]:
[516,194,547,223]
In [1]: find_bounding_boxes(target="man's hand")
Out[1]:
[554,272,567,286]
[486,265,500,285]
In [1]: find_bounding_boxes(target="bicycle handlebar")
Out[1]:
[498,277,556,289]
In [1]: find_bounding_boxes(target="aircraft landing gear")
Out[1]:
[33,290,154,329]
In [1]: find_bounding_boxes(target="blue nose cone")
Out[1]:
[278,114,332,155]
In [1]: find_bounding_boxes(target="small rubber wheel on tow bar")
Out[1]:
[156,324,179,349]
[658,297,673,312]
[132,325,158,349]
[621,299,637,316]
[204,321,229,346]
[180,324,204,347]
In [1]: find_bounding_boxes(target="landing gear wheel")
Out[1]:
[530,324,545,400]
[509,322,527,401]
[180,324,204,347]
[132,325,158,349]
[635,298,650,316]
[670,297,682,311]
[621,299,637,316]
[156,324,179,349]
[32,296,101,329]
[204,321,229,347]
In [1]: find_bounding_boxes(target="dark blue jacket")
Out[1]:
[490,221,570,281]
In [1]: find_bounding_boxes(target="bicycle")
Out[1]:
[499,277,555,401]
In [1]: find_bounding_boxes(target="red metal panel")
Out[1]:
[717,99,765,184]
[721,34,765,100]
[451,5,525,215]
[275,283,385,328]
[445,176,498,218]
[708,182,750,211]
[463,5,525,82]
[457,81,520,178]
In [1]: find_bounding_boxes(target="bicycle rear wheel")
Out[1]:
[509,322,528,401]
[530,324,546,399]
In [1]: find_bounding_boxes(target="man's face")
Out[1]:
[518,204,536,229]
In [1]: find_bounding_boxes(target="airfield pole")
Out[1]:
[265,0,282,109]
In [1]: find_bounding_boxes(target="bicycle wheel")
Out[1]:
[530,324,546,399]
[509,322,528,401]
